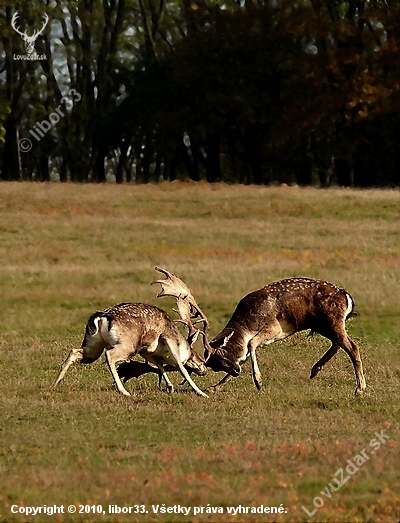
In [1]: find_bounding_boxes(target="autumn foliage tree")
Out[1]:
[1,0,399,186]
[97,0,400,186]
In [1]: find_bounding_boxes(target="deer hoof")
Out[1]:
[120,389,131,397]
[310,366,321,379]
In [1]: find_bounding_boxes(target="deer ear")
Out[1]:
[222,331,234,347]
[211,331,234,349]
[87,315,102,336]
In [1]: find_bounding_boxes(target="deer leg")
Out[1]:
[173,359,208,397]
[250,352,262,390]
[161,338,208,398]
[310,343,340,379]
[208,374,232,392]
[248,322,285,390]
[54,348,84,386]
[152,364,174,393]
[338,335,366,395]
[145,356,175,393]
[157,372,164,389]
[206,373,234,393]
[159,364,187,390]
[158,368,174,393]
[161,372,174,393]
[105,348,131,396]
[248,341,263,390]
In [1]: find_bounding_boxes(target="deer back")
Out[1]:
[100,302,206,374]
[80,303,174,361]
[206,278,354,373]
[227,278,352,332]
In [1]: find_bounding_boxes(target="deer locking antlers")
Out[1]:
[55,267,366,397]
[153,266,213,357]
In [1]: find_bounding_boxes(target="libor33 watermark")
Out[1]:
[18,89,81,153]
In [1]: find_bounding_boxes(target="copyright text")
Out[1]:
[10,503,288,517]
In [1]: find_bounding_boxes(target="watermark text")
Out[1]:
[301,429,391,517]
[18,89,81,152]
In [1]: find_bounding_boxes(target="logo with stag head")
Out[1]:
[11,11,49,60]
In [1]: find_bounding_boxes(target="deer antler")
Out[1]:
[11,11,25,37]
[11,11,49,55]
[153,267,214,355]
[11,12,49,38]
[35,13,49,38]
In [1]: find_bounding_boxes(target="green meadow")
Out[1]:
[0,182,399,523]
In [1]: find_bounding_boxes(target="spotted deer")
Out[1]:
[54,302,208,397]
[113,267,212,391]
[204,278,366,395]
[119,271,365,396]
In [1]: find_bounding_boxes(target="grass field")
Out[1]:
[0,182,399,523]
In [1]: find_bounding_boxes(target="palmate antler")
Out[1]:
[153,267,214,357]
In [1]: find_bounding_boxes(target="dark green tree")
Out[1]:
[1,0,399,186]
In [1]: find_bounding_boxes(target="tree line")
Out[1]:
[1,0,399,186]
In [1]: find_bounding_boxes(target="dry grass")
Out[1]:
[0,182,399,522]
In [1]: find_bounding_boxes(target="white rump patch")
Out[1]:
[345,293,353,318]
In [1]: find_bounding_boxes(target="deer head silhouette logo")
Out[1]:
[11,11,49,56]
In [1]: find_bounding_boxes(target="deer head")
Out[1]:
[11,11,49,55]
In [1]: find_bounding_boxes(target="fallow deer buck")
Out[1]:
[54,301,208,397]
[120,270,366,396]
[204,278,366,395]
[118,267,214,389]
